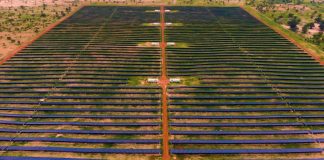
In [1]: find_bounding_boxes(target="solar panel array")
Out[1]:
[0,5,323,160]
[166,7,324,159]
[0,6,162,159]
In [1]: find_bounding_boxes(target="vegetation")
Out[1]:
[245,0,324,52]
[0,3,79,60]
[172,0,244,6]
[243,5,324,59]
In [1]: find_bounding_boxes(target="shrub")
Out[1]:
[40,11,46,17]
[61,11,66,17]
[302,23,314,34]
[315,14,322,23]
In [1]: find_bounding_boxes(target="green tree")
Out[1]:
[287,16,300,31]
[319,21,324,31]
[312,32,323,45]
[315,14,322,23]
[302,24,309,34]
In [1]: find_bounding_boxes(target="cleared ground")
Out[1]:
[0,5,323,160]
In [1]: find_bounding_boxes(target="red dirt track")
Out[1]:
[159,5,171,160]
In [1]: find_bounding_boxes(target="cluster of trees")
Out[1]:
[247,0,306,12]
[304,14,324,50]
[0,34,21,46]
[306,32,324,50]
[247,0,323,51]
[247,0,314,6]
[301,14,323,33]
[249,0,323,32]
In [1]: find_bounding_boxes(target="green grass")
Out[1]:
[169,76,200,86]
[171,42,189,48]
[103,143,115,148]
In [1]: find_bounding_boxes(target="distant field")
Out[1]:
[0,5,324,160]
[0,0,82,7]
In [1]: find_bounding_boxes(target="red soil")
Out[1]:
[159,5,171,160]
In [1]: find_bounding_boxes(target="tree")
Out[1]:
[66,7,71,13]
[311,11,317,19]
[42,3,47,10]
[309,22,315,29]
[40,11,46,17]
[312,32,323,45]
[320,21,324,31]
[61,11,66,17]
[315,14,322,23]
[293,0,303,4]
[287,16,300,31]
[302,24,309,34]
[254,0,275,13]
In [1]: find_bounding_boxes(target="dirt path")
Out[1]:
[159,5,171,160]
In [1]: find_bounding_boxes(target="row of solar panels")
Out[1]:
[0,6,163,159]
[165,6,324,159]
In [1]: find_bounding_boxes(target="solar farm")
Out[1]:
[0,5,324,160]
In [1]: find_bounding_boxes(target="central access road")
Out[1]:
[159,5,171,160]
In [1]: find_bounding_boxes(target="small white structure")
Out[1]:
[170,78,181,83]
[152,22,160,26]
[147,78,159,83]
[167,42,176,46]
[151,42,160,46]
[153,10,171,12]
[39,98,46,102]
[165,22,173,26]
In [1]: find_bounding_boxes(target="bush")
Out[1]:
[315,14,322,23]
[309,23,315,29]
[40,11,46,17]
[302,24,309,34]
[302,23,314,34]
[61,11,66,17]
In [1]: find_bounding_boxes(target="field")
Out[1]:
[0,5,324,160]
